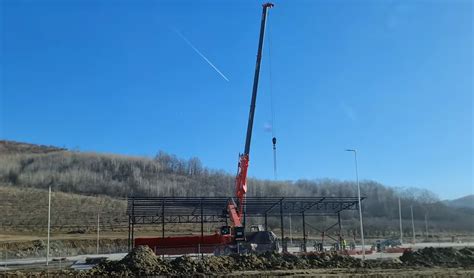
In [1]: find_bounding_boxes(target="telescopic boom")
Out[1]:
[231,2,274,229]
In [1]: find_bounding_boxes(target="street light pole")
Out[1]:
[345,149,365,260]
[399,197,403,245]
[46,186,51,266]
[411,205,416,245]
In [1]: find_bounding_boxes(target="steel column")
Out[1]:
[128,215,131,251]
[302,211,307,252]
[244,200,247,229]
[200,198,204,259]
[338,212,342,245]
[280,201,285,252]
[161,200,165,238]
[131,199,135,248]
[322,231,325,247]
[265,213,268,231]
[200,199,204,238]
[131,219,134,248]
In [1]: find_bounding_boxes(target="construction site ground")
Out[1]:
[2,240,474,277]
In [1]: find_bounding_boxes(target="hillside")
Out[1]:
[0,140,65,154]
[444,195,474,209]
[0,185,127,233]
[0,140,473,234]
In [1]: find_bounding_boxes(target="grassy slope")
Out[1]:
[0,185,212,239]
[0,185,127,234]
[1,140,473,235]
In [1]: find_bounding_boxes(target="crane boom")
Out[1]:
[231,2,274,230]
[244,2,274,156]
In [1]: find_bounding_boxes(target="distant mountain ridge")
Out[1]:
[444,195,474,209]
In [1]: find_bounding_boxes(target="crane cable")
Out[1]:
[266,10,277,180]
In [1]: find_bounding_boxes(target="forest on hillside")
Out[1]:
[0,140,473,234]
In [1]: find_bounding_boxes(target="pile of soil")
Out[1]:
[90,245,172,276]
[88,246,474,276]
[89,246,388,276]
[400,247,474,267]
[6,246,474,277]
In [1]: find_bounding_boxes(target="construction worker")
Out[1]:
[342,238,347,250]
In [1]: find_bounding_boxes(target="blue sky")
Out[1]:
[1,0,472,199]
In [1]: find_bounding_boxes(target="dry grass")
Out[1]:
[0,185,210,238]
[0,185,128,233]
[0,140,66,154]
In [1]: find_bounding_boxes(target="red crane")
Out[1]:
[229,2,274,235]
[135,3,276,255]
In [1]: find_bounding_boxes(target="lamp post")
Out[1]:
[399,197,403,245]
[46,186,51,266]
[411,205,416,245]
[345,149,365,260]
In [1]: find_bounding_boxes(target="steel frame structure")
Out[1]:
[126,196,365,252]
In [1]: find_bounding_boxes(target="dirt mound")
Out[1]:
[400,247,474,267]
[90,248,370,276]
[170,256,201,274]
[91,245,172,276]
[90,247,474,276]
[168,252,365,273]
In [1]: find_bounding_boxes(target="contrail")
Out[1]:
[174,29,229,82]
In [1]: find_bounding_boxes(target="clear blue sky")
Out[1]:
[1,0,472,199]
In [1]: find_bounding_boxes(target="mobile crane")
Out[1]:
[226,0,273,239]
[135,2,277,255]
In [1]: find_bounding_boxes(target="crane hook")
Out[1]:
[272,137,277,180]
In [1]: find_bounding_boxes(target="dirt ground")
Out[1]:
[233,268,474,277]
[3,246,474,277]
[3,268,474,277]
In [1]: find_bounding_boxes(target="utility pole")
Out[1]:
[345,149,365,260]
[398,197,403,245]
[411,205,416,245]
[46,186,51,266]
